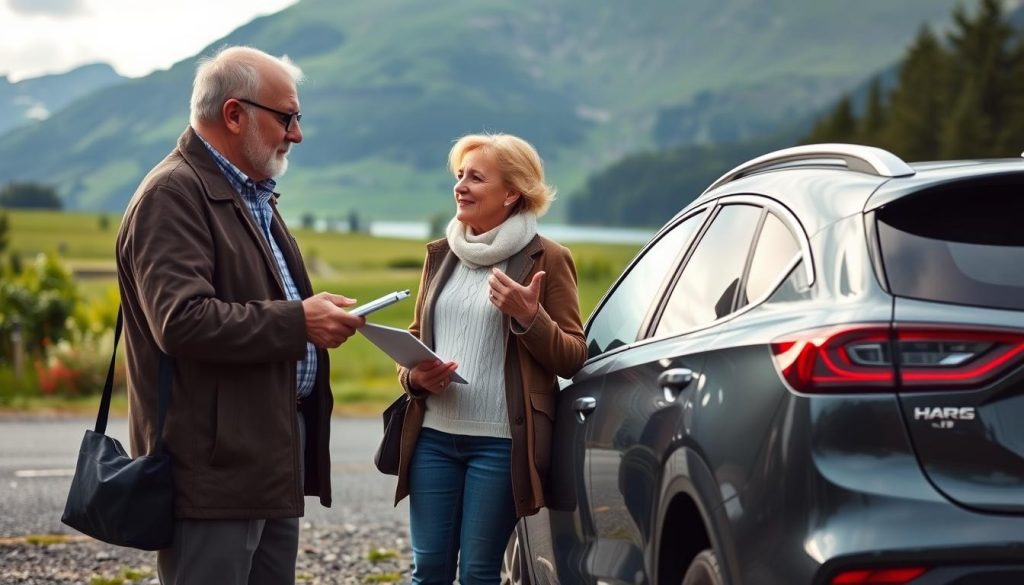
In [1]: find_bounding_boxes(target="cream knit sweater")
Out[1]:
[422,212,539,438]
[422,260,511,439]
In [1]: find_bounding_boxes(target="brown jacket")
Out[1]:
[115,128,333,519]
[395,234,586,517]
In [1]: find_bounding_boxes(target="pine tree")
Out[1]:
[803,96,857,144]
[857,77,887,146]
[944,0,1017,156]
[939,79,991,159]
[994,28,1024,155]
[882,25,950,161]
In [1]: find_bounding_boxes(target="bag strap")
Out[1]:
[96,307,173,455]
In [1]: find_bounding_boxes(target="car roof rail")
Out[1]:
[702,143,916,195]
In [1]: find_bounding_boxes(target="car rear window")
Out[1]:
[876,179,1024,311]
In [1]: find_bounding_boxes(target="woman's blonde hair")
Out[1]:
[447,133,556,217]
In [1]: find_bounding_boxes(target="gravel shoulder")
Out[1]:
[0,417,414,584]
[1,514,412,584]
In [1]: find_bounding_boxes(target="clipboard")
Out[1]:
[359,322,469,384]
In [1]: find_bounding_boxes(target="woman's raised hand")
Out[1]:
[488,268,545,329]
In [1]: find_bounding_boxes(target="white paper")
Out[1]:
[358,323,469,384]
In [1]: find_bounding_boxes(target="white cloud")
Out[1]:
[7,0,86,17]
[0,35,97,81]
[0,0,297,81]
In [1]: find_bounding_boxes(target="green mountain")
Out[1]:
[0,0,962,222]
[0,63,125,136]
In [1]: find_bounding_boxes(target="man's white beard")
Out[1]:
[243,123,289,179]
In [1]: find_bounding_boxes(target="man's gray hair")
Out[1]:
[189,46,304,128]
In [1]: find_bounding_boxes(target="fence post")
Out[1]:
[11,319,23,381]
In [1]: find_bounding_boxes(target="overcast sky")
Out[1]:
[0,0,298,82]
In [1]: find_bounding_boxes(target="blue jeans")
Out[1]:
[409,427,518,585]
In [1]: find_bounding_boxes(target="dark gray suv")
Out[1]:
[502,144,1024,585]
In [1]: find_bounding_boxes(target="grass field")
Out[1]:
[4,209,642,411]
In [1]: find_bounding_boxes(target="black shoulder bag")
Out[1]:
[374,394,408,475]
[61,308,176,550]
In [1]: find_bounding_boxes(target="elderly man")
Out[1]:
[115,45,362,584]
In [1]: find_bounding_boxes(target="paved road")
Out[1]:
[0,416,408,537]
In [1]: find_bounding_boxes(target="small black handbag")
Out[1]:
[374,394,408,475]
[61,309,176,550]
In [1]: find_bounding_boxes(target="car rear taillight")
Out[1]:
[771,324,1024,393]
[897,326,1024,388]
[771,325,894,393]
[831,566,928,584]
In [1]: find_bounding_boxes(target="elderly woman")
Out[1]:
[394,133,587,584]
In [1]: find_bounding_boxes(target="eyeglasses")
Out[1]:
[235,98,302,132]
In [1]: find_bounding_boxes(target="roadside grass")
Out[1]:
[88,566,154,585]
[367,547,400,562]
[88,566,155,585]
[5,210,641,413]
[24,534,71,545]
[364,574,402,583]
[0,534,82,545]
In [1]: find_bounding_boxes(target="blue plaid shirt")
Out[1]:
[199,136,317,399]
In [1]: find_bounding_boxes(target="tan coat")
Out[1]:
[115,128,333,519]
[395,235,586,517]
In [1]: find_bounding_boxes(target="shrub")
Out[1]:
[0,252,79,363]
[34,328,123,397]
[0,364,41,404]
[0,260,120,398]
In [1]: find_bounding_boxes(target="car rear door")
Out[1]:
[873,179,1024,512]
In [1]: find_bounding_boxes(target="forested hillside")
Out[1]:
[804,0,1024,161]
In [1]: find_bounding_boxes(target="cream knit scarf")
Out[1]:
[446,212,538,269]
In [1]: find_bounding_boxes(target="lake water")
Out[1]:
[306,220,655,245]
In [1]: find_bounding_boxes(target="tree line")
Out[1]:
[566,139,787,227]
[0,182,62,210]
[568,0,1023,227]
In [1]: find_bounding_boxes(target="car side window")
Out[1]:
[655,204,762,336]
[737,212,801,308]
[585,209,707,358]
[765,259,812,305]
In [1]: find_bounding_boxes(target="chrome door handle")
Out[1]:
[658,368,694,402]
[573,396,597,423]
